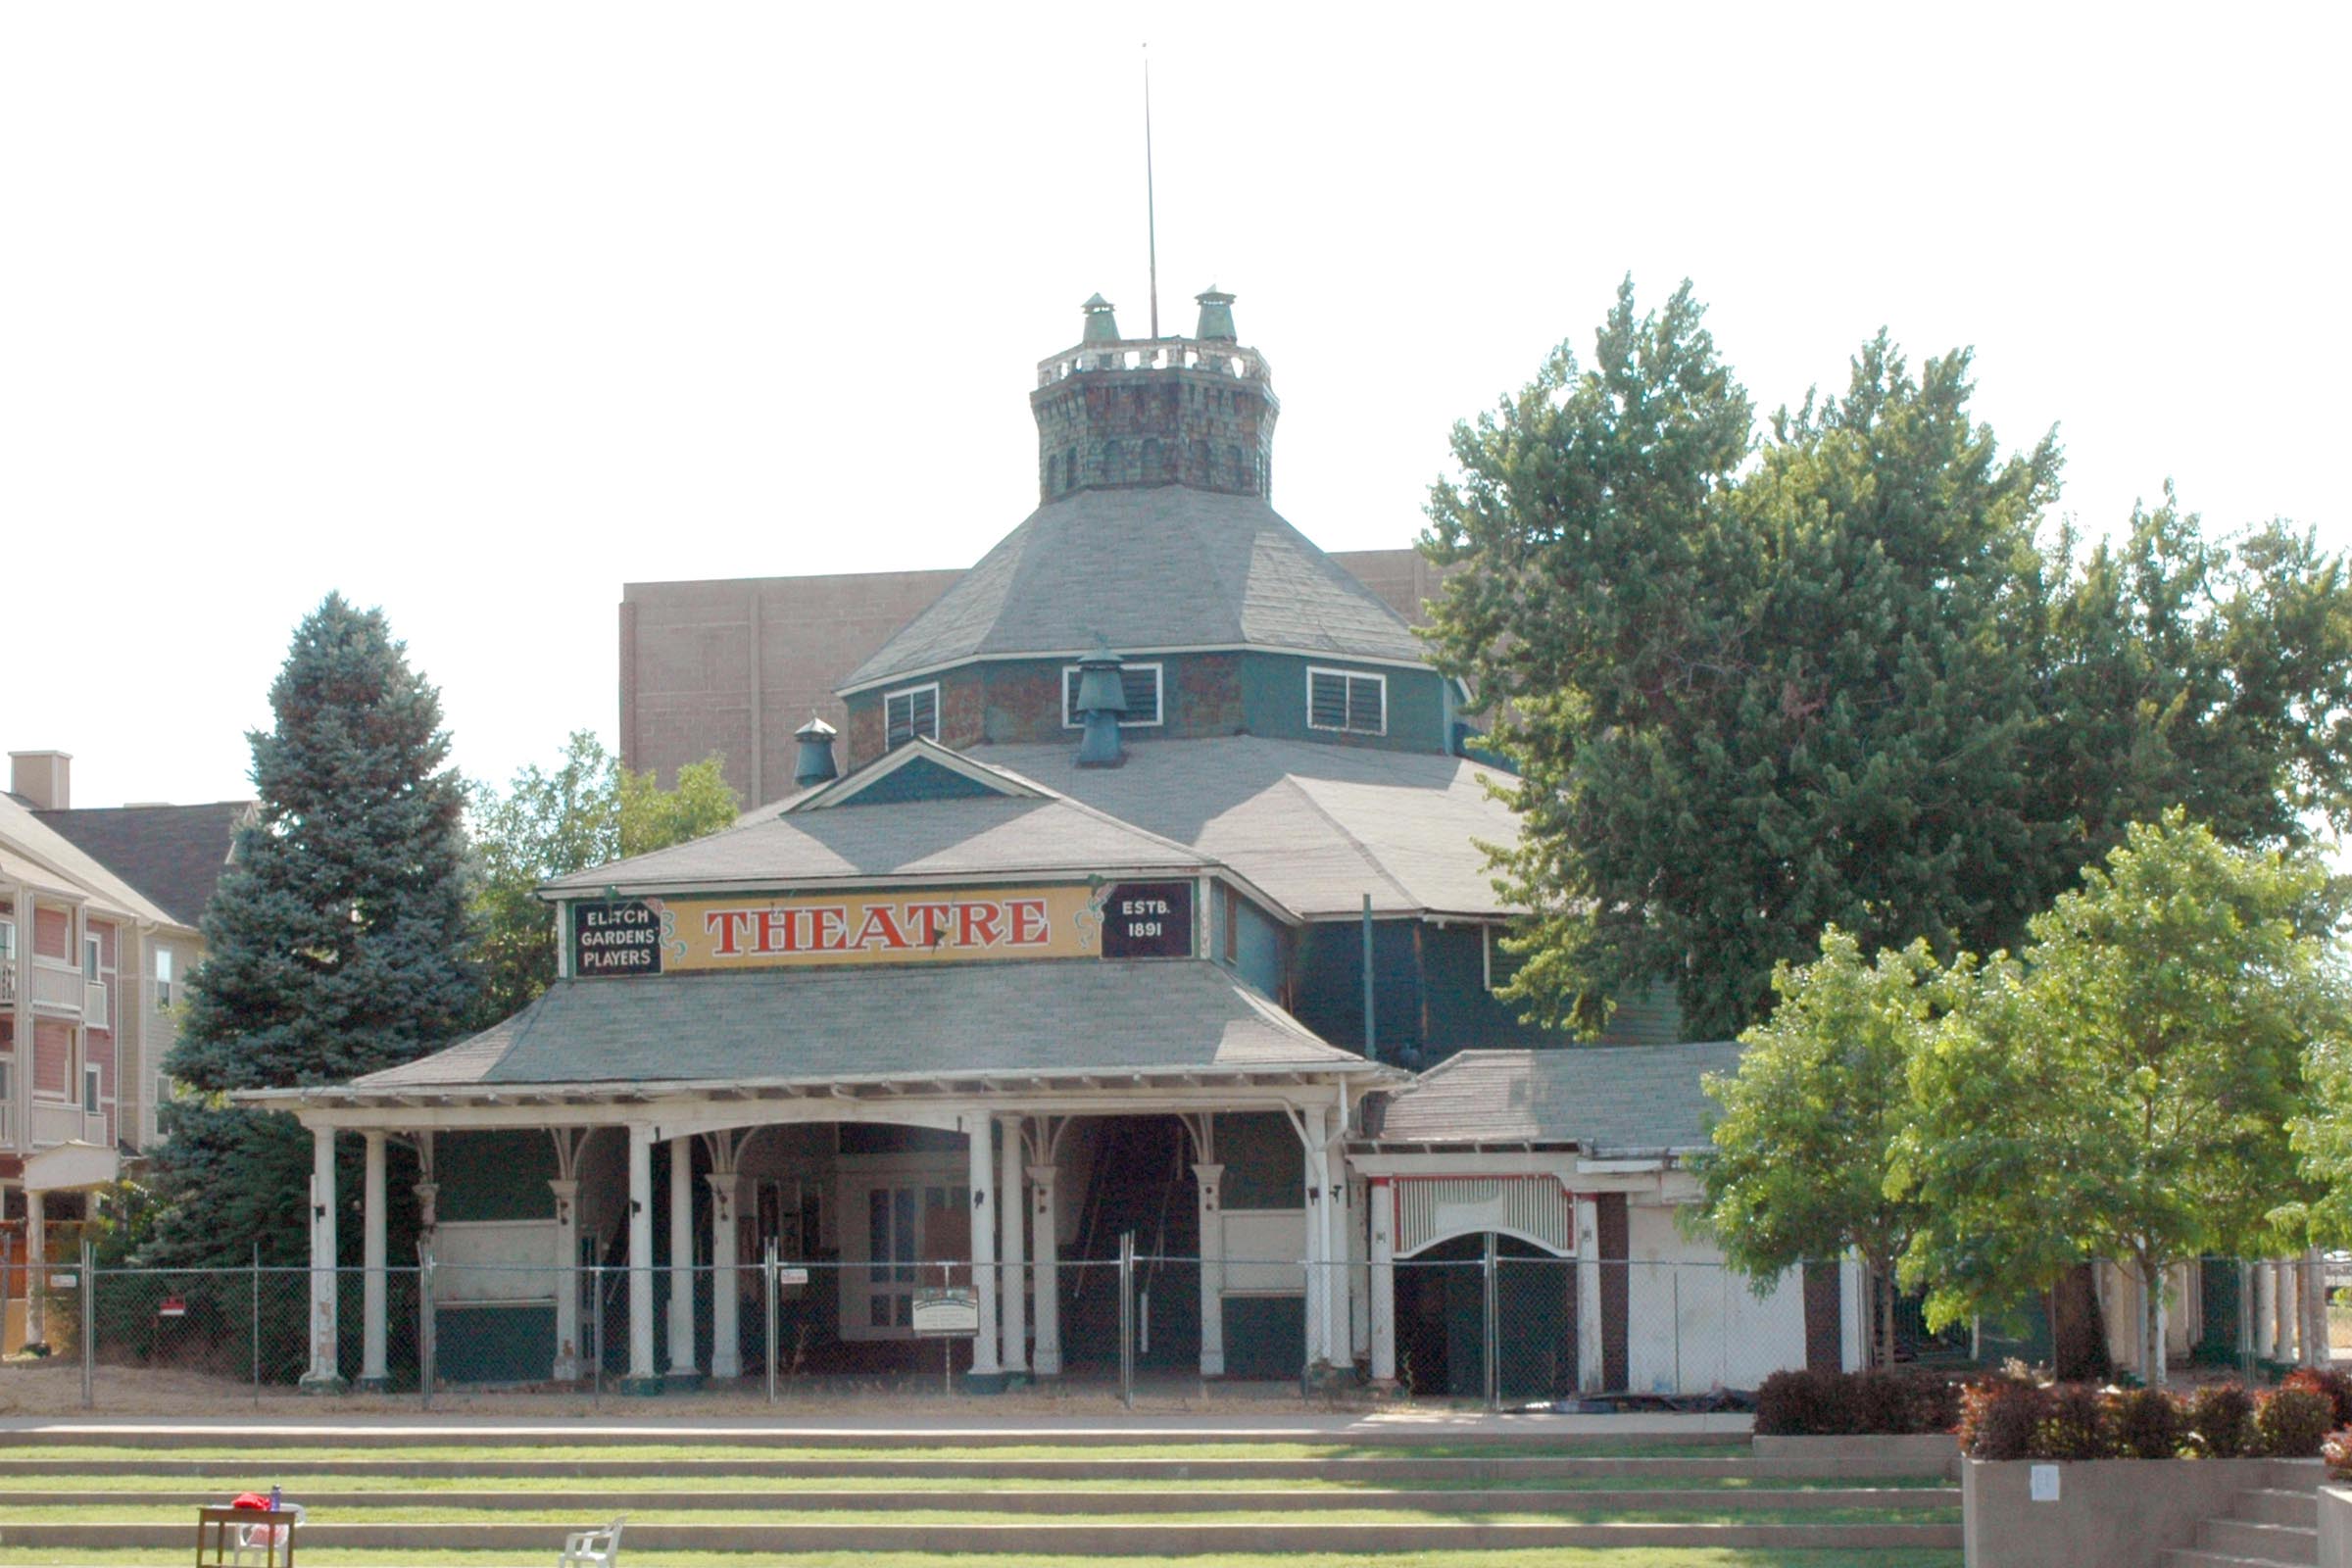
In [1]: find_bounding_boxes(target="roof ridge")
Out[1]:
[1270,772,1417,907]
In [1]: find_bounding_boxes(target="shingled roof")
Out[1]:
[1371,1043,1744,1153]
[35,801,250,927]
[542,786,1218,896]
[343,959,1375,1090]
[839,488,1428,694]
[967,735,1523,919]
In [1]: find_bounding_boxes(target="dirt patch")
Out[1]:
[0,1358,1416,1420]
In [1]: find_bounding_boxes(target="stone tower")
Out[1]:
[1029,287,1280,505]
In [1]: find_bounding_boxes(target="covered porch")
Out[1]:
[238,959,1397,1393]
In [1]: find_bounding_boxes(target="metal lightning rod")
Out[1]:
[1145,43,1159,340]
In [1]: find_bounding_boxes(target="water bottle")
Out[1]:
[270,1485,282,1512]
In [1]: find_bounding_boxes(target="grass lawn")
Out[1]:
[0,1550,1966,1568]
[0,1441,1733,1463]
[0,1502,1962,1526]
[0,1472,1954,1494]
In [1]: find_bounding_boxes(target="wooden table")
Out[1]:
[194,1505,295,1566]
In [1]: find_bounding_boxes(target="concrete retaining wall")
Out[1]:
[1962,1457,2312,1568]
[1752,1434,1956,1476]
[2320,1484,2352,1568]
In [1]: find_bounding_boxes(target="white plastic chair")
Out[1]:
[228,1502,303,1566]
[559,1515,625,1567]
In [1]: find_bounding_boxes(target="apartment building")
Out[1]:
[1,752,245,1211]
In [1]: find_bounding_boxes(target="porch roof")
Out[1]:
[1367,1042,1743,1155]
[236,958,1393,1111]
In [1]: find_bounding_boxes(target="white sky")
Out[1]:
[6,3,2345,809]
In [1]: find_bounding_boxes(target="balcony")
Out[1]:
[27,959,84,1016]
[0,957,11,1004]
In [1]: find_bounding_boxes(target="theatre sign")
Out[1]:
[569,881,1196,977]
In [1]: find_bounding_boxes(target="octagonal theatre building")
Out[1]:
[245,291,1859,1396]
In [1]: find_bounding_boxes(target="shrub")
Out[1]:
[1755,1369,1841,1436]
[1959,1377,2049,1460]
[2187,1384,2257,1458]
[1753,1368,1963,1437]
[2323,1428,2352,1482]
[2110,1387,2184,1459]
[2284,1366,2352,1428]
[2038,1382,2115,1460]
[1909,1376,1963,1435]
[2256,1388,2333,1458]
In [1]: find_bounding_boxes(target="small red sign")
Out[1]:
[158,1296,187,1318]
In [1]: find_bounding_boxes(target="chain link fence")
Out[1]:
[24,1244,2338,1410]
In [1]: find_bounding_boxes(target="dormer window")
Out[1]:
[1062,662,1162,728]
[1307,666,1386,735]
[884,683,939,750]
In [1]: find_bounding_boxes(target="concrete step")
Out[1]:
[0,1422,1749,1451]
[0,1453,1939,1481]
[0,1484,1961,1513]
[2236,1487,2323,1528]
[0,1519,1968,1553]
[2160,1553,2315,1568]
[2197,1516,2318,1564]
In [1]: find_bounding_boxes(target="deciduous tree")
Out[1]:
[1428,282,2352,1038]
[1899,812,2343,1380]
[467,730,737,1029]
[1693,929,1942,1368]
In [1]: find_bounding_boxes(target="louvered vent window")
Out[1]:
[1306,667,1386,735]
[884,684,939,750]
[1062,662,1163,728]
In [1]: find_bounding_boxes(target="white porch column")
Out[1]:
[2255,1258,2278,1360]
[23,1188,45,1348]
[2306,1248,2329,1366]
[626,1124,656,1385]
[707,1170,742,1380]
[1368,1176,1396,1384]
[967,1114,1001,1379]
[666,1136,697,1379]
[1574,1194,1603,1394]
[997,1114,1027,1374]
[1028,1163,1062,1377]
[302,1125,344,1390]
[1194,1162,1225,1376]
[1302,1107,1331,1367]
[549,1178,581,1380]
[1322,1138,1349,1365]
[360,1131,388,1389]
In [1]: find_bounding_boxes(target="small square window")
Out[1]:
[1061,662,1163,728]
[884,684,940,750]
[1485,925,1529,994]
[1306,667,1387,735]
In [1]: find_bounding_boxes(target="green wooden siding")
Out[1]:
[436,1131,558,1223]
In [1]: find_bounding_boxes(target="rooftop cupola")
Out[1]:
[1072,645,1128,768]
[1032,286,1279,507]
[791,714,840,789]
[1194,286,1236,341]
[1080,294,1122,345]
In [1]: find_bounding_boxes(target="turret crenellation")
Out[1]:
[1031,289,1279,506]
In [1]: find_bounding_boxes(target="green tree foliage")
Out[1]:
[1898,811,2344,1380]
[1426,279,2352,1038]
[467,730,738,1028]
[148,595,476,1266]
[1692,929,1942,1367]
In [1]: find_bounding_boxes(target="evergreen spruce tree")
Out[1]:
[146,595,477,1266]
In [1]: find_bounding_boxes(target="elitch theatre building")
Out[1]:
[243,292,1856,1396]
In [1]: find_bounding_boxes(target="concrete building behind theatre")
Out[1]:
[248,287,1861,1397]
